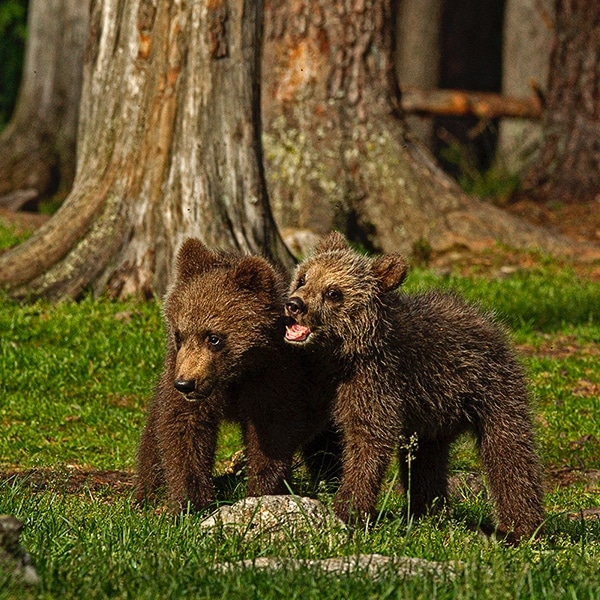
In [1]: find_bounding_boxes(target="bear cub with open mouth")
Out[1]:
[285,231,544,543]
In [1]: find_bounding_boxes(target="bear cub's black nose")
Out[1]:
[174,379,196,394]
[286,296,306,316]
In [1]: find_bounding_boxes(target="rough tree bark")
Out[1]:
[0,0,291,300]
[0,0,89,209]
[524,0,600,202]
[261,0,578,258]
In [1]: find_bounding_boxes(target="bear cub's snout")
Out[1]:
[173,378,196,395]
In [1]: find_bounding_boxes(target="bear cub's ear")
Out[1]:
[176,238,221,282]
[372,254,408,292]
[233,256,277,297]
[314,231,350,255]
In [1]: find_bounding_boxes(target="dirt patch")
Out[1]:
[1,467,135,495]
[516,334,600,360]
[424,197,600,279]
[507,196,600,246]
[567,508,600,521]
[4,465,600,494]
[548,468,600,492]
[0,208,49,234]
[505,196,600,279]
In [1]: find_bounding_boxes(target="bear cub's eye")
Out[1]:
[296,274,306,288]
[206,333,223,349]
[325,287,342,302]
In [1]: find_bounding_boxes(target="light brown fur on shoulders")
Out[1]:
[284,232,544,544]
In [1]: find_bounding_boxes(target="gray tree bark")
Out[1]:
[0,0,291,300]
[497,0,553,173]
[394,0,442,148]
[0,0,89,209]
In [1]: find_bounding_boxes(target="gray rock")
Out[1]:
[0,515,39,586]
[202,497,464,581]
[200,495,346,544]
[280,229,322,259]
[215,553,460,580]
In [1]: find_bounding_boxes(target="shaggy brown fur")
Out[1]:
[135,238,336,512]
[284,232,545,543]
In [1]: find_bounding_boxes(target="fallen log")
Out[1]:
[400,87,542,120]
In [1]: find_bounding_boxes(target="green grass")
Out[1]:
[405,261,600,332]
[0,296,164,470]
[1,249,600,598]
[0,220,32,249]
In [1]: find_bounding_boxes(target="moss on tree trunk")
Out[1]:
[262,0,590,258]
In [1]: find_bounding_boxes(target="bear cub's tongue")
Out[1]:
[286,323,311,342]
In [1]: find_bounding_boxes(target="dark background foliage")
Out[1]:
[0,0,27,127]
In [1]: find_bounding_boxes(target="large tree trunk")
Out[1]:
[262,0,455,253]
[0,0,89,209]
[261,0,580,258]
[0,0,291,301]
[497,0,552,173]
[524,0,600,201]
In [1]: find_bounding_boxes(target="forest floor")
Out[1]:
[507,196,600,249]
[2,196,600,283]
[3,196,600,246]
[431,196,600,280]
[1,195,599,498]
[1,203,599,597]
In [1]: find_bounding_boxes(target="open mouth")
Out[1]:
[178,391,207,403]
[182,393,203,403]
[285,321,312,343]
[176,385,214,403]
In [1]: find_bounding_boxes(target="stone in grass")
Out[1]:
[216,554,461,581]
[204,497,463,580]
[200,495,346,544]
[0,515,39,586]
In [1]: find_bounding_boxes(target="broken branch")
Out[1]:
[399,87,542,120]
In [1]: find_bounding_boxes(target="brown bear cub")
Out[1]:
[135,238,335,512]
[284,232,545,543]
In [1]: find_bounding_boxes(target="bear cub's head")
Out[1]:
[285,232,408,349]
[165,238,285,401]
